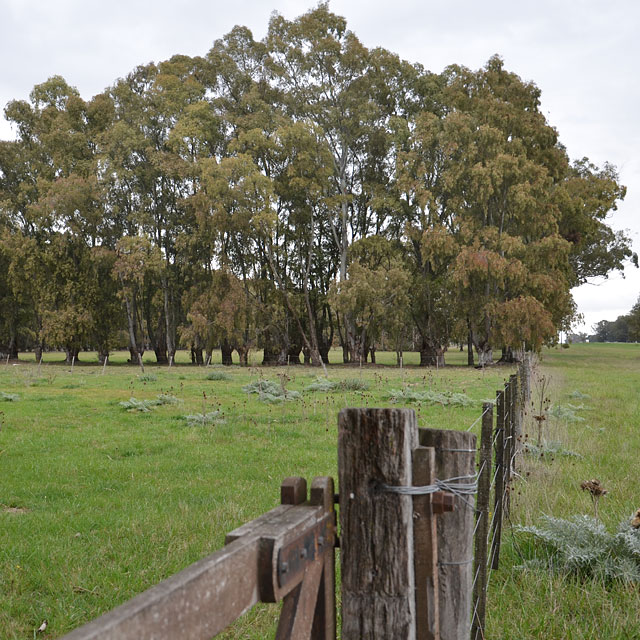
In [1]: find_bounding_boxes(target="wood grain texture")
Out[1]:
[419,428,476,640]
[413,446,440,640]
[471,404,493,640]
[61,494,329,639]
[491,389,506,570]
[339,408,418,640]
[309,477,336,640]
[60,534,262,640]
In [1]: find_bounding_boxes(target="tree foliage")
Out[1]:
[0,6,634,364]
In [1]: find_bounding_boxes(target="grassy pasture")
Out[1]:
[488,342,640,639]
[0,344,639,638]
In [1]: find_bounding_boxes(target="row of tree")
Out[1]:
[0,5,635,366]
[589,297,640,342]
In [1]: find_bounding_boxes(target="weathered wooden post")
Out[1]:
[504,379,514,519]
[471,403,493,640]
[338,408,418,639]
[509,373,520,461]
[275,476,336,640]
[413,446,440,640]
[490,389,506,570]
[419,428,476,640]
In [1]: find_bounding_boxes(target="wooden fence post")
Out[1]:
[309,477,336,640]
[413,446,440,640]
[471,403,493,640]
[490,389,505,570]
[504,379,513,520]
[510,374,520,462]
[419,428,476,640]
[339,408,418,640]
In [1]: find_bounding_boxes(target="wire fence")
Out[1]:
[468,354,532,640]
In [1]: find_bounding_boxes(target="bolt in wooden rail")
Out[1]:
[59,476,336,640]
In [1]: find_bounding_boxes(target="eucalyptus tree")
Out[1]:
[102,55,206,363]
[265,5,389,361]
[2,77,121,362]
[627,296,640,342]
[200,25,337,366]
[432,57,585,364]
[392,102,458,367]
[557,158,636,285]
[330,236,411,364]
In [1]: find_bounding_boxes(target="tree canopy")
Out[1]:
[0,5,635,365]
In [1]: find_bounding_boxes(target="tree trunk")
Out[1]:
[123,291,140,362]
[467,329,475,367]
[475,343,493,368]
[419,338,445,367]
[262,329,288,365]
[498,346,514,363]
[193,347,204,365]
[34,343,43,364]
[65,347,80,365]
[154,346,168,365]
[221,339,233,366]
[8,330,18,360]
[319,344,330,364]
[318,305,333,365]
[162,275,176,362]
[287,344,302,365]
[235,344,249,366]
[98,349,109,365]
[262,341,280,366]
[369,345,376,364]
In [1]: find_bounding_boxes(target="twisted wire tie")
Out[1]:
[381,474,478,509]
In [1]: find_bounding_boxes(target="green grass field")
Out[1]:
[1,344,638,638]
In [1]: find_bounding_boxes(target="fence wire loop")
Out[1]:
[381,473,478,509]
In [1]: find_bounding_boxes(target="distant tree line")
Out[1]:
[0,5,635,366]
[589,297,640,342]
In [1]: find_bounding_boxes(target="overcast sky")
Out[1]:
[2,0,638,333]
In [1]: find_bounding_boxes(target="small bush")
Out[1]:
[0,392,20,402]
[154,394,181,405]
[305,377,337,393]
[182,410,225,427]
[338,378,369,392]
[138,374,157,383]
[549,404,585,423]
[304,377,369,393]
[387,388,474,407]
[205,371,232,381]
[119,397,156,412]
[569,390,591,400]
[242,380,301,402]
[523,440,582,459]
[517,515,640,583]
[118,394,180,412]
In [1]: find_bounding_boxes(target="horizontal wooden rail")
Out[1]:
[61,477,335,640]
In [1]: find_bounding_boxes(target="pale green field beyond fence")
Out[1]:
[1,343,639,639]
